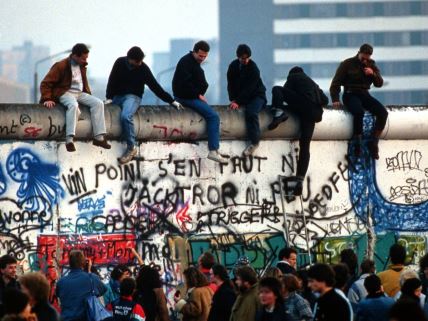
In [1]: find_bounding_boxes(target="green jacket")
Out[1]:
[230,283,260,321]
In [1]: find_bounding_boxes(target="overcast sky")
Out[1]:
[0,0,218,78]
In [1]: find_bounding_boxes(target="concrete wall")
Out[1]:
[0,104,427,304]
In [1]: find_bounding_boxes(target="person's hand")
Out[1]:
[364,67,374,76]
[198,95,207,103]
[332,101,341,109]
[229,101,240,110]
[43,101,56,109]
[174,290,181,303]
[171,101,185,110]
[86,258,92,272]
[104,99,113,105]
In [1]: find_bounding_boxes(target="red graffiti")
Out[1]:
[153,124,197,140]
[24,126,43,137]
[175,202,192,232]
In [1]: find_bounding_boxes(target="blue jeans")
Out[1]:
[243,96,266,145]
[175,98,220,151]
[113,94,141,150]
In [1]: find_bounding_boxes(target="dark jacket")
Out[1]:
[40,56,91,103]
[134,288,170,321]
[330,55,383,102]
[276,262,296,275]
[313,289,352,321]
[0,277,20,318]
[355,294,394,321]
[255,305,290,321]
[226,59,266,104]
[172,52,208,99]
[32,301,60,321]
[207,281,236,321]
[106,57,174,103]
[284,70,327,122]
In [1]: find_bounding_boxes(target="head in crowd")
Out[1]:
[263,267,283,280]
[192,40,210,64]
[399,269,419,288]
[19,272,50,305]
[364,274,383,297]
[0,254,17,282]
[389,244,406,265]
[198,252,216,271]
[358,43,373,66]
[235,266,258,292]
[278,247,297,268]
[111,264,131,282]
[3,288,31,317]
[289,66,304,74]
[235,256,250,268]
[333,263,350,291]
[183,267,209,288]
[210,264,230,286]
[419,253,428,279]
[259,277,284,309]
[389,299,428,321]
[136,265,162,291]
[71,43,90,65]
[400,278,422,303]
[340,249,358,276]
[360,259,376,275]
[236,44,251,66]
[296,269,310,292]
[127,46,145,67]
[120,277,137,297]
[68,250,85,269]
[307,263,335,294]
[282,273,301,296]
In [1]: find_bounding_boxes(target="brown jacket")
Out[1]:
[180,286,213,321]
[153,288,170,321]
[40,56,91,103]
[330,54,383,102]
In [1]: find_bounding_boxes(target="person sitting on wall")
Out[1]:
[106,46,184,165]
[40,43,111,152]
[226,44,267,156]
[330,43,388,160]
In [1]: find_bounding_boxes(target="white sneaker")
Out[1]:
[243,144,259,156]
[118,147,137,164]
[207,150,228,164]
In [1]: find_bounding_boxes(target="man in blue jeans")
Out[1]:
[172,40,227,163]
[227,44,266,156]
[106,46,184,164]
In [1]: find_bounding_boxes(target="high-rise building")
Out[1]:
[219,0,428,104]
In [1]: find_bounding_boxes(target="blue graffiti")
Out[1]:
[0,164,6,195]
[349,115,428,232]
[6,148,64,211]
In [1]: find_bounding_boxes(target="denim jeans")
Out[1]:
[59,91,106,137]
[112,94,142,151]
[242,96,266,145]
[175,97,220,151]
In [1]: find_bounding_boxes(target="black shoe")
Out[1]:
[268,113,288,130]
[66,142,76,152]
[93,138,111,149]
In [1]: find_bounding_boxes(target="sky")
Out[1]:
[0,0,218,78]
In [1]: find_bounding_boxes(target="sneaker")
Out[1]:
[368,140,379,160]
[118,147,137,164]
[268,112,288,130]
[93,138,111,149]
[243,144,259,156]
[65,142,76,152]
[207,150,228,164]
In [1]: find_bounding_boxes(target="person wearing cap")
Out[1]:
[330,43,388,160]
[106,46,184,164]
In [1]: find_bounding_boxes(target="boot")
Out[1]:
[368,129,382,160]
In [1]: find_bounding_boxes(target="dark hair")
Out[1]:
[136,265,162,291]
[1,315,27,321]
[236,44,251,57]
[278,247,297,260]
[127,46,145,61]
[401,277,422,302]
[360,259,375,274]
[282,273,300,293]
[120,277,136,296]
[307,263,335,287]
[389,299,428,321]
[199,252,216,269]
[263,267,283,280]
[333,263,349,290]
[419,254,428,273]
[340,249,358,276]
[359,43,373,55]
[69,250,85,269]
[0,254,17,269]
[183,267,209,288]
[193,40,210,53]
[296,269,309,290]
[111,264,131,281]
[364,274,382,295]
[390,244,406,265]
[3,288,29,314]
[235,266,258,285]
[289,66,303,74]
[211,264,229,281]
[259,277,284,306]
[19,272,50,303]
[72,43,89,56]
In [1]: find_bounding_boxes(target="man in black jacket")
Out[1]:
[172,41,227,163]
[106,46,184,164]
[208,264,236,321]
[227,44,267,156]
[268,66,328,195]
[0,255,20,318]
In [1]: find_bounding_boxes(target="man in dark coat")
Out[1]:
[227,44,267,156]
[208,264,236,321]
[0,255,20,318]
[268,66,328,196]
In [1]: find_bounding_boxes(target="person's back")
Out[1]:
[111,296,145,321]
[378,244,406,297]
[356,295,394,321]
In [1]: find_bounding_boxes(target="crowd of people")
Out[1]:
[1,243,428,321]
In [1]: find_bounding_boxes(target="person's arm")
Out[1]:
[106,58,122,99]
[235,63,262,105]
[128,247,144,266]
[330,61,346,106]
[296,295,313,321]
[92,274,108,296]
[369,60,384,88]
[226,62,236,102]
[178,289,203,317]
[144,64,174,104]
[130,303,146,321]
[40,62,61,103]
